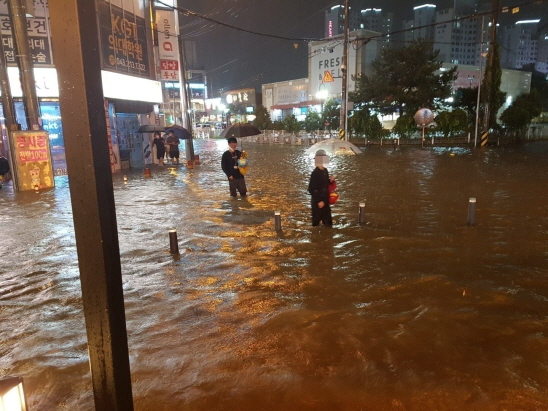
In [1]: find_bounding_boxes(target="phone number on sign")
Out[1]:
[116,58,146,71]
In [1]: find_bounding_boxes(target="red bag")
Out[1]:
[328,181,338,204]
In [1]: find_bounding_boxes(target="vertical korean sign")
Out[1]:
[12,130,54,191]
[155,9,179,81]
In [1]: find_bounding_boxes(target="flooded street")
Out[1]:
[1,139,548,410]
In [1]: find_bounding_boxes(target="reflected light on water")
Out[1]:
[1,141,548,410]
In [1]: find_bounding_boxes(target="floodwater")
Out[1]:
[1,139,548,411]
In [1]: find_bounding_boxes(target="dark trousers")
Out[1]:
[229,178,247,196]
[311,201,332,226]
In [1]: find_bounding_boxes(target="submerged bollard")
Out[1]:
[274,211,282,231]
[169,229,179,254]
[193,155,200,165]
[144,167,151,177]
[123,175,128,183]
[467,197,476,225]
[358,202,366,224]
[187,160,194,170]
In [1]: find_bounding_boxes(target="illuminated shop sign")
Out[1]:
[98,0,151,78]
[102,71,163,103]
[0,15,54,66]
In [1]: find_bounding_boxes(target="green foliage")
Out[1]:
[350,39,457,116]
[500,90,543,133]
[271,120,284,131]
[453,87,478,128]
[283,114,301,133]
[302,109,322,132]
[434,109,469,137]
[530,70,548,112]
[323,99,340,130]
[349,108,383,139]
[392,115,417,138]
[500,107,531,132]
[252,105,272,130]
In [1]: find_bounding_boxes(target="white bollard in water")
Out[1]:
[467,197,476,225]
[359,202,366,224]
[169,229,179,254]
[274,211,282,231]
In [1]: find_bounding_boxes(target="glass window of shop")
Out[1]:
[1,101,66,173]
[1,101,64,147]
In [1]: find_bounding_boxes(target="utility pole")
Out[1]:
[0,29,19,187]
[49,0,134,409]
[176,8,195,160]
[340,0,349,141]
[474,16,485,147]
[8,0,41,130]
[480,0,500,145]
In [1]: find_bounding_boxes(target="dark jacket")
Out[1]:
[308,167,330,204]
[0,156,9,176]
[221,149,244,179]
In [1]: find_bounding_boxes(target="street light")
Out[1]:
[316,89,328,113]
[0,376,29,411]
[467,75,475,87]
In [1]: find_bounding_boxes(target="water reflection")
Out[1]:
[1,140,547,410]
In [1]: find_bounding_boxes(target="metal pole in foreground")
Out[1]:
[8,0,41,129]
[274,211,282,231]
[169,229,180,254]
[48,0,134,409]
[467,197,476,225]
[358,202,366,224]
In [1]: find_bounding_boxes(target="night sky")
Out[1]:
[179,0,547,97]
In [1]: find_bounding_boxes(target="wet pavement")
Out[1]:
[1,139,548,410]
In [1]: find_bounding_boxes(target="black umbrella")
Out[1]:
[165,125,192,140]
[137,124,165,133]
[219,123,262,139]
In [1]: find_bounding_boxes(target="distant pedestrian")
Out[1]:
[221,137,247,197]
[0,155,10,188]
[165,130,180,165]
[152,132,166,166]
[308,149,335,226]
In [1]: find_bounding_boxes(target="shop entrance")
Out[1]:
[115,113,143,169]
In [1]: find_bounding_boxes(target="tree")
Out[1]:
[349,107,383,139]
[302,109,322,132]
[252,105,272,130]
[392,115,417,138]
[283,114,301,133]
[529,70,548,112]
[323,98,340,130]
[350,39,457,116]
[271,120,284,131]
[500,90,542,134]
[453,87,478,130]
[434,109,468,138]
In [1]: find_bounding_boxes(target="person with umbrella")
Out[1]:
[221,137,247,197]
[152,132,166,166]
[165,130,180,165]
[308,149,335,227]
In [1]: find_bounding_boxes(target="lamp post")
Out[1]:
[467,75,475,87]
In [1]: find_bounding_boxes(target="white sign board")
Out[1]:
[309,40,357,98]
[156,9,180,81]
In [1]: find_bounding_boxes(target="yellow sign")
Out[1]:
[13,131,54,191]
[339,129,345,139]
[322,71,335,83]
[480,131,489,147]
